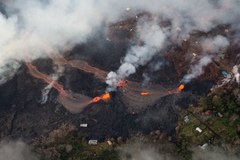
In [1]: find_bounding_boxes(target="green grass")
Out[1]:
[34,134,119,160]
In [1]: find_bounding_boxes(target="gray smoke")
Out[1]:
[0,140,39,160]
[0,0,240,85]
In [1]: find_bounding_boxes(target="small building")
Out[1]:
[107,140,112,146]
[199,143,208,150]
[80,124,88,128]
[196,127,202,133]
[217,112,223,118]
[88,140,98,145]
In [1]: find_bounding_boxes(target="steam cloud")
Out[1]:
[119,142,240,160]
[0,140,39,160]
[232,65,240,84]
[40,64,65,104]
[182,56,212,83]
[119,142,177,160]
[106,17,166,87]
[0,0,240,86]
[201,35,230,53]
[182,35,230,83]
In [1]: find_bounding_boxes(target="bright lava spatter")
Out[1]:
[90,92,111,104]
[177,84,185,91]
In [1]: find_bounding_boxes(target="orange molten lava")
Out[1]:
[91,96,101,103]
[90,92,111,104]
[26,62,68,97]
[140,92,151,96]
[177,84,185,91]
[102,92,110,101]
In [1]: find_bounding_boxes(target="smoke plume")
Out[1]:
[119,142,176,160]
[107,17,166,87]
[0,140,39,160]
[182,56,212,83]
[201,35,230,53]
[0,0,240,85]
[182,35,230,83]
[119,142,240,160]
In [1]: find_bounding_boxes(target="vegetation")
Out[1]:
[32,123,119,160]
[34,134,119,160]
[176,87,240,159]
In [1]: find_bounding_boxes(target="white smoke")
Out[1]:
[107,18,166,86]
[0,0,240,85]
[182,56,212,83]
[0,140,39,160]
[119,142,240,160]
[119,142,176,160]
[40,64,65,104]
[192,147,240,160]
[182,35,230,83]
[201,35,230,53]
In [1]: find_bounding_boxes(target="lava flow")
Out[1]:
[53,55,108,82]
[26,62,68,98]
[140,91,151,96]
[177,84,185,91]
[90,92,111,104]
[26,61,111,113]
[26,62,91,113]
[41,56,186,113]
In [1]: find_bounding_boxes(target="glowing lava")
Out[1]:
[26,61,110,113]
[91,96,102,103]
[177,84,185,91]
[90,92,111,104]
[102,92,111,101]
[140,92,151,96]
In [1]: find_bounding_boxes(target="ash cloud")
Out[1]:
[0,0,240,85]
[0,140,39,160]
